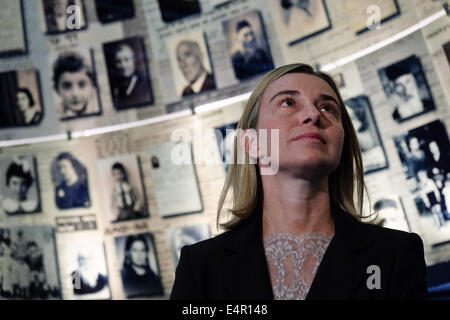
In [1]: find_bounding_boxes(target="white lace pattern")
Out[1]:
[263,233,332,300]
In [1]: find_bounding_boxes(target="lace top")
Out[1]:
[263,233,333,300]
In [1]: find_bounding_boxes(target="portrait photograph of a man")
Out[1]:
[223,10,274,81]
[167,30,216,98]
[378,55,435,123]
[103,37,153,110]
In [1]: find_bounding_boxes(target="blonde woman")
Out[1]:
[170,63,428,300]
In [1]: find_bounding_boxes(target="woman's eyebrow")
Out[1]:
[314,94,340,107]
[269,90,300,102]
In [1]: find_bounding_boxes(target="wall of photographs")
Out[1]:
[0,0,449,299]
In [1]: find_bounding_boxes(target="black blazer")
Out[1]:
[170,206,429,300]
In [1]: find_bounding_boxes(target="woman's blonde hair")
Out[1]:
[217,63,372,230]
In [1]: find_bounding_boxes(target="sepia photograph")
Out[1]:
[51,48,102,121]
[97,154,149,223]
[168,224,210,267]
[344,95,388,173]
[94,0,135,24]
[215,121,238,173]
[114,233,163,298]
[0,69,43,129]
[378,55,435,123]
[157,0,201,23]
[0,225,61,299]
[268,0,331,46]
[223,10,274,81]
[167,30,216,98]
[0,155,41,216]
[58,237,110,300]
[0,0,27,57]
[51,152,91,210]
[40,0,87,35]
[103,37,153,110]
[394,120,450,244]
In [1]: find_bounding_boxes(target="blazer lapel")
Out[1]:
[306,207,375,300]
[221,210,274,300]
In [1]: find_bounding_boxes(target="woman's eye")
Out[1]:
[280,98,295,107]
[320,104,336,114]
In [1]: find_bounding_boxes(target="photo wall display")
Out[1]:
[142,0,283,113]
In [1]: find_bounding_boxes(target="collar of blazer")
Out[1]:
[219,205,376,300]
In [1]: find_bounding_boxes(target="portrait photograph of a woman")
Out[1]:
[51,152,90,210]
[115,233,163,298]
[170,63,428,300]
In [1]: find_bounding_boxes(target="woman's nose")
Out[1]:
[299,103,321,126]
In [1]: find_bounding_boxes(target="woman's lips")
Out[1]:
[293,132,326,144]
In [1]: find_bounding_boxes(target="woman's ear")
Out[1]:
[239,128,259,159]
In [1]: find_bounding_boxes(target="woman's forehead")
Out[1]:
[263,73,337,101]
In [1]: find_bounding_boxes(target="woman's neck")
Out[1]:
[261,171,334,238]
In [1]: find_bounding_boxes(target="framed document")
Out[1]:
[0,0,27,57]
[148,141,203,217]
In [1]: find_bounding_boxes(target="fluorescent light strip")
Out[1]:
[194,91,252,113]
[321,9,446,72]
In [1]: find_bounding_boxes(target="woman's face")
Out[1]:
[57,70,94,112]
[257,73,345,179]
[112,169,125,183]
[130,240,147,267]
[16,92,30,112]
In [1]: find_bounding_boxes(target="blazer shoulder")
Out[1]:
[359,221,423,249]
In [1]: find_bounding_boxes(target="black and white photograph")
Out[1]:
[157,0,201,23]
[40,0,87,35]
[378,55,435,123]
[94,0,135,24]
[167,30,216,98]
[168,224,210,267]
[51,48,102,121]
[0,0,27,57]
[0,69,43,129]
[0,225,61,299]
[394,120,450,244]
[51,152,91,210]
[58,237,110,299]
[97,154,148,223]
[215,121,238,172]
[148,141,203,217]
[268,0,331,46]
[372,195,410,232]
[114,233,163,298]
[103,37,153,110]
[344,95,387,173]
[223,10,274,81]
[0,156,41,216]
